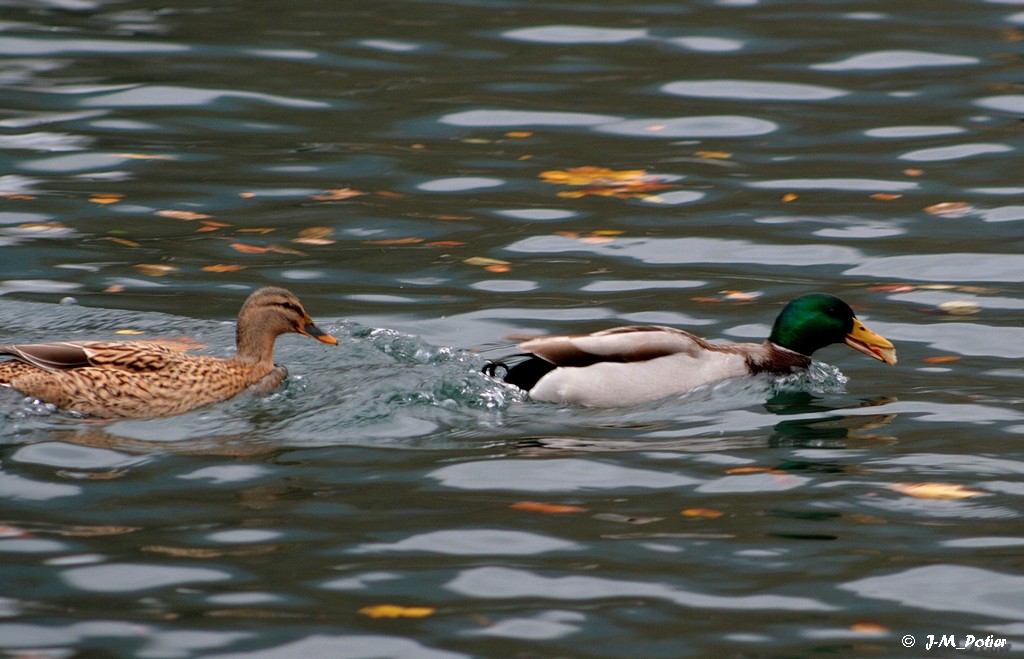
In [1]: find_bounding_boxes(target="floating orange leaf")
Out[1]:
[871,193,902,201]
[510,501,587,514]
[156,210,211,221]
[89,193,124,205]
[724,466,776,475]
[0,525,32,539]
[116,153,176,161]
[1,193,35,200]
[464,256,510,268]
[311,187,365,201]
[695,150,732,159]
[781,193,798,202]
[924,201,972,217]
[850,622,888,634]
[722,290,761,301]
[890,482,986,500]
[426,240,465,248]
[202,264,248,273]
[292,227,335,246]
[363,237,424,245]
[867,284,915,293]
[505,131,533,138]
[134,263,178,277]
[196,220,231,233]
[104,285,126,294]
[923,355,960,364]
[681,508,724,518]
[236,227,275,235]
[229,243,270,254]
[541,166,676,200]
[485,265,512,273]
[903,168,924,177]
[105,237,141,248]
[358,605,436,619]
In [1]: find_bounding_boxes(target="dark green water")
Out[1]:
[1,0,1023,656]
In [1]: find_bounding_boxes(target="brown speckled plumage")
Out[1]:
[0,287,337,419]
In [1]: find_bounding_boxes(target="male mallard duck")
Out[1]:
[484,294,896,407]
[0,287,337,419]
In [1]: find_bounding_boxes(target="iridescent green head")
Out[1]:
[768,294,897,364]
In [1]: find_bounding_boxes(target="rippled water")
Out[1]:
[1,0,1023,656]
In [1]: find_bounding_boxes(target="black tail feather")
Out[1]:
[482,354,556,392]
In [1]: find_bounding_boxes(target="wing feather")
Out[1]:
[518,326,710,367]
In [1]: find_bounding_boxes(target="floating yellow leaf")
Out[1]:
[311,187,365,201]
[202,264,248,273]
[90,193,125,205]
[510,501,587,514]
[890,482,986,500]
[156,210,211,221]
[541,167,647,186]
[134,263,178,277]
[540,166,676,200]
[464,256,511,267]
[681,508,724,518]
[359,605,436,619]
[115,329,144,335]
[695,150,732,159]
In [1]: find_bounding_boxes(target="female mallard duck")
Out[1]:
[0,287,337,419]
[484,294,896,407]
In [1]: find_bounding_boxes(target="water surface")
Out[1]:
[1,0,1022,656]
